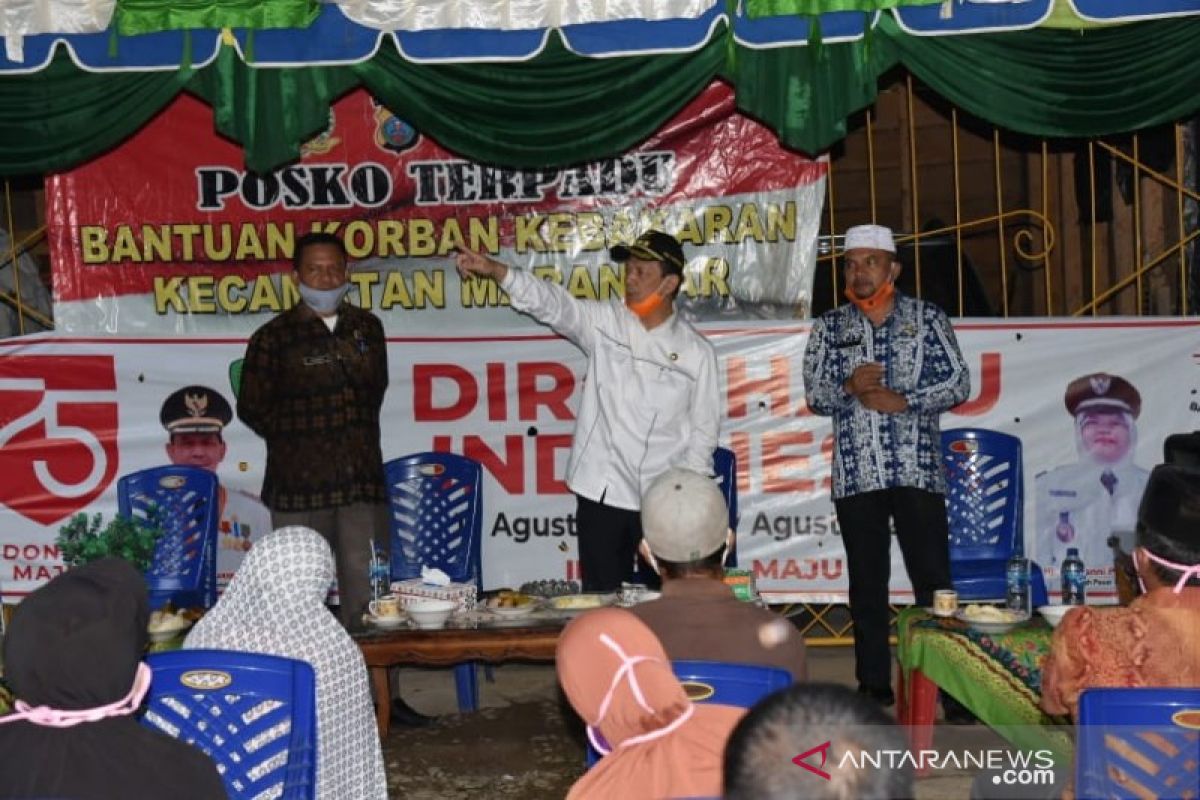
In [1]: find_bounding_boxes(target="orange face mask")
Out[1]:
[626,280,670,318]
[844,279,895,313]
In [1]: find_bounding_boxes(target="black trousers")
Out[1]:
[575,493,644,592]
[834,487,953,690]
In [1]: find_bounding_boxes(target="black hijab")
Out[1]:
[0,558,226,799]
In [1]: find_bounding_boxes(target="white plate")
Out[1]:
[954,608,1029,634]
[366,613,407,629]
[488,604,537,618]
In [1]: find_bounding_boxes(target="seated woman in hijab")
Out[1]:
[184,525,388,800]
[1041,463,1200,719]
[0,558,225,800]
[557,607,745,800]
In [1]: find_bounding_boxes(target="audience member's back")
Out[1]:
[1041,463,1200,719]
[557,606,745,800]
[630,468,807,681]
[0,558,225,800]
[184,525,388,799]
[724,682,914,800]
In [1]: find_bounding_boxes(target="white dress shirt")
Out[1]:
[501,268,720,510]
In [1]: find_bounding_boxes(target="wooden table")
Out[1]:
[353,613,570,735]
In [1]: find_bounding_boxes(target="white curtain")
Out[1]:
[2,0,115,62]
[326,0,715,30]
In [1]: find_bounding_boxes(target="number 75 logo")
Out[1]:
[0,355,120,525]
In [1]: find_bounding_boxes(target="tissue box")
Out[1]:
[392,578,477,612]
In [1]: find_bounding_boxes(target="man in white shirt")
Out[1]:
[455,231,721,591]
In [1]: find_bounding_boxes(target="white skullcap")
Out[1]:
[843,224,896,253]
[641,468,729,563]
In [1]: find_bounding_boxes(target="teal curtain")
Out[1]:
[353,35,726,168]
[0,51,192,176]
[189,47,357,173]
[876,14,1200,138]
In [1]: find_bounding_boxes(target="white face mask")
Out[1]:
[584,632,694,756]
[298,282,350,314]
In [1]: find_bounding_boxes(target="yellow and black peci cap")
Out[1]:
[610,230,686,276]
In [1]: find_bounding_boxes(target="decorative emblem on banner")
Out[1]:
[158,475,187,490]
[948,439,979,455]
[372,100,419,154]
[300,109,341,157]
[0,355,120,525]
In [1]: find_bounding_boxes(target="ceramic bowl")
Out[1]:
[1037,605,1073,628]
[406,599,457,629]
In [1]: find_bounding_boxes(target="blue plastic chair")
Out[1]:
[713,446,739,567]
[1076,687,1200,800]
[142,650,318,800]
[587,660,792,767]
[384,452,484,712]
[117,465,219,611]
[672,659,792,706]
[941,429,1048,607]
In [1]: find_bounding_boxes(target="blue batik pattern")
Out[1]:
[803,293,970,500]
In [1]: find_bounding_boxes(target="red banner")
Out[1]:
[48,83,827,335]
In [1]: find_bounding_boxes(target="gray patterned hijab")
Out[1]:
[184,526,388,799]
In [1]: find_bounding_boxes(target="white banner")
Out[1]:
[2,318,1196,602]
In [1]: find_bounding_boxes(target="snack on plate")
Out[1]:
[488,591,537,609]
[550,593,612,610]
[147,609,192,634]
[961,604,1020,623]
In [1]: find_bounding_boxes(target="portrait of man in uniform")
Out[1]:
[1034,372,1151,593]
[160,384,271,591]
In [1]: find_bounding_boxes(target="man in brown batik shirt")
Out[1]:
[238,231,389,630]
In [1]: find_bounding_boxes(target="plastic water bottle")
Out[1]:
[1061,547,1087,605]
[1005,555,1029,613]
[369,542,390,601]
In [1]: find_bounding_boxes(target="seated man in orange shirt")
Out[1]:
[1040,463,1200,720]
[628,468,806,682]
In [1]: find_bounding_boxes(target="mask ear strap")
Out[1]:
[1,662,152,729]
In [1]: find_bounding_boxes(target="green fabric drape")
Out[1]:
[876,14,1200,138]
[5,16,1200,176]
[0,51,192,176]
[189,46,357,173]
[115,0,320,36]
[729,36,895,154]
[353,35,726,169]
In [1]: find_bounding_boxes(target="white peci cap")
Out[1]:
[641,468,729,563]
[843,224,896,254]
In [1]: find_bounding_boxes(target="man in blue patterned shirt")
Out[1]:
[803,224,970,705]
